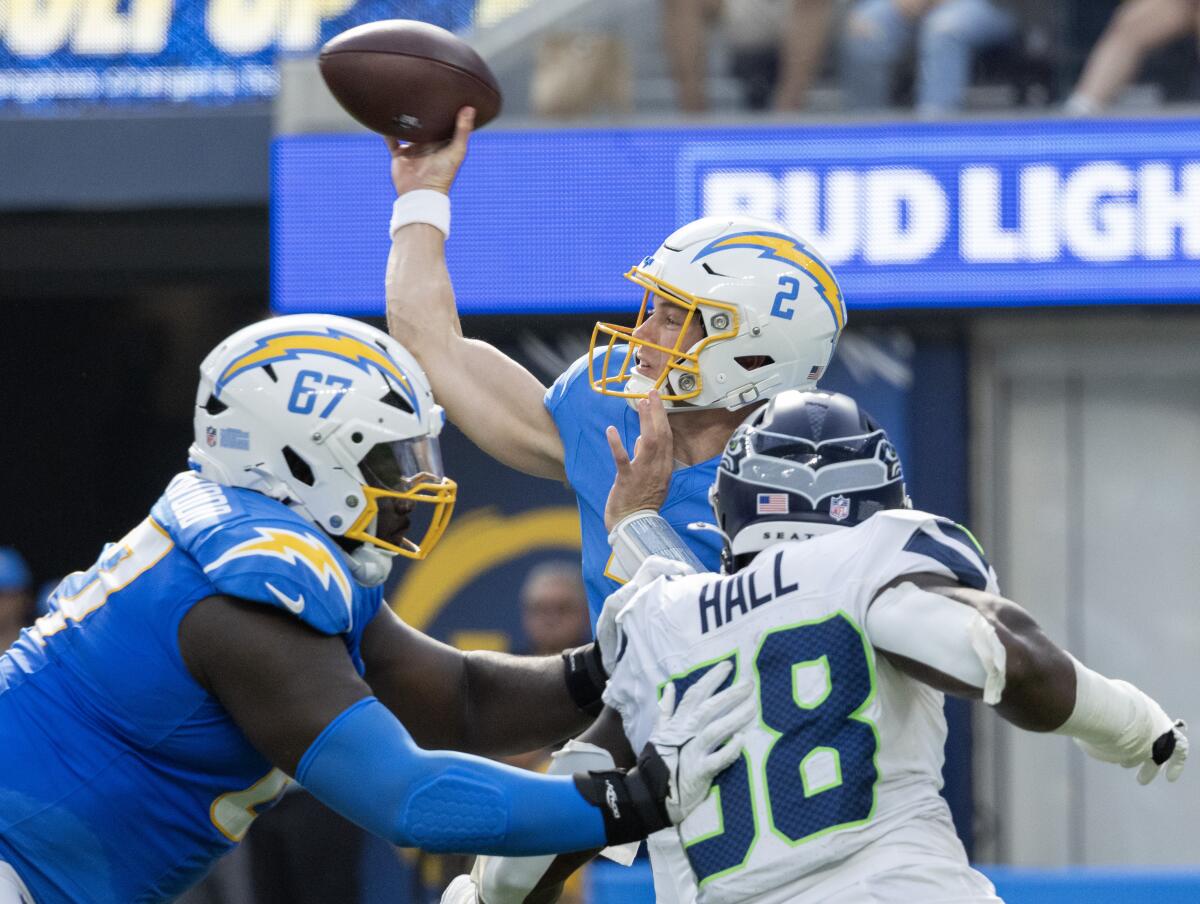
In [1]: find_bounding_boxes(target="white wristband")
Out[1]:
[389,189,450,240]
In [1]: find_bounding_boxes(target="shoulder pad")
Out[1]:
[156,473,355,634]
[872,509,994,592]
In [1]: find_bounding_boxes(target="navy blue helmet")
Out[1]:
[710,390,908,571]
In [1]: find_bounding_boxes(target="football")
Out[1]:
[318,20,502,143]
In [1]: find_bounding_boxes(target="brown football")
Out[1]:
[318,20,502,142]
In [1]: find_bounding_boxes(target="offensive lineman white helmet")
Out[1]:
[589,216,847,410]
[188,314,456,586]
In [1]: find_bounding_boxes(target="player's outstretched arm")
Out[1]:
[384,107,565,481]
[180,595,746,857]
[867,575,1187,784]
[446,667,757,904]
[360,603,600,756]
[447,709,635,904]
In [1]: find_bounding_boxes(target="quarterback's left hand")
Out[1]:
[441,874,478,904]
[1135,720,1188,785]
[603,390,673,532]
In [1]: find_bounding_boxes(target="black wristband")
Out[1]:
[562,642,607,717]
[572,743,672,845]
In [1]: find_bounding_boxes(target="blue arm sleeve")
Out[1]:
[295,697,608,855]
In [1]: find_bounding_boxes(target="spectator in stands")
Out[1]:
[840,0,1018,116]
[663,0,837,111]
[1065,0,1200,115]
[0,547,33,651]
[519,561,590,656]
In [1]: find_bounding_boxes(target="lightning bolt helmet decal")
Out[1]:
[190,314,457,583]
[691,231,846,330]
[588,216,846,413]
[214,327,420,415]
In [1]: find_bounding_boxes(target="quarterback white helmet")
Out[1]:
[188,314,456,585]
[589,216,846,410]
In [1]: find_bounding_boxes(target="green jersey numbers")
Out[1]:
[669,612,880,886]
[667,655,758,884]
[756,614,880,845]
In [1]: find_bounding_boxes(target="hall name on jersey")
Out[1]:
[697,549,797,635]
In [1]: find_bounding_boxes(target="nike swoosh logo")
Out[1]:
[266,581,305,614]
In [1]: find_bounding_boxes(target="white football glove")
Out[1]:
[1058,658,1188,785]
[596,555,696,676]
[1136,720,1189,785]
[1081,717,1189,786]
[440,874,478,904]
[649,659,757,824]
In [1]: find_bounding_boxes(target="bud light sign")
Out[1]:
[272,118,1200,315]
[679,122,1200,308]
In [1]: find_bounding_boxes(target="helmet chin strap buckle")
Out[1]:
[728,385,760,409]
[349,545,395,587]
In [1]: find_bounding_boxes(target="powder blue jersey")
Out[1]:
[545,350,723,623]
[0,471,383,904]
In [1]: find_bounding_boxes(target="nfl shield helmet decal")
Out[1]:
[829,495,851,522]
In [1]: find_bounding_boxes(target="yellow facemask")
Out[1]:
[588,265,739,402]
[344,477,457,561]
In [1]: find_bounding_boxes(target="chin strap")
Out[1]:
[348,545,395,587]
[687,520,733,574]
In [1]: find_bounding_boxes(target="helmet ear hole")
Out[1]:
[203,395,228,415]
[379,388,413,414]
[734,355,773,372]
[282,446,315,487]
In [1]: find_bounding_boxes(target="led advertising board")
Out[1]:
[0,0,470,106]
[272,118,1200,314]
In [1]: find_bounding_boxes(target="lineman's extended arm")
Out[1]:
[866,575,1187,783]
[449,710,635,904]
[359,603,604,756]
[384,108,565,480]
[179,595,729,856]
[447,680,755,904]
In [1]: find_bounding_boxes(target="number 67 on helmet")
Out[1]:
[189,314,457,586]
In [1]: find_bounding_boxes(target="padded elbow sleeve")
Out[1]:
[296,697,608,855]
[296,697,507,849]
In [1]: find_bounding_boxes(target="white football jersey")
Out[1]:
[603,510,1003,904]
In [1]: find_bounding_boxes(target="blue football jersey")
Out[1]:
[545,350,723,623]
[0,471,383,904]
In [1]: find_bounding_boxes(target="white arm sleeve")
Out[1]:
[866,581,1008,705]
[1053,655,1175,767]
